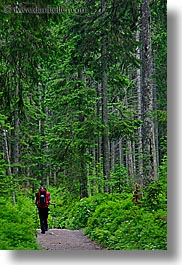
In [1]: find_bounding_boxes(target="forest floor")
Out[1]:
[37,229,107,250]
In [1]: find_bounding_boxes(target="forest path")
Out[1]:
[37,229,106,250]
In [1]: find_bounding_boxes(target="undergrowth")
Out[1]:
[48,160,167,250]
[0,194,40,250]
[0,156,167,250]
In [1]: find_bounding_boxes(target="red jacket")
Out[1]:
[36,190,50,208]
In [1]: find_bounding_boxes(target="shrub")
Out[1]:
[51,187,167,250]
[0,195,39,250]
[62,193,132,229]
[86,202,167,250]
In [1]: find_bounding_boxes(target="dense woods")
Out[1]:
[0,0,167,250]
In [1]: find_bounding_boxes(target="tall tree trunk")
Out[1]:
[126,140,134,184]
[101,0,110,192]
[132,140,136,182]
[2,129,12,176]
[78,68,88,198]
[136,30,144,185]
[152,50,159,167]
[141,0,158,185]
[2,129,16,204]
[53,171,57,186]
[13,74,20,177]
[79,150,88,198]
[118,139,123,165]
[96,83,102,193]
[110,140,115,171]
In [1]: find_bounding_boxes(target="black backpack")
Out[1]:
[37,188,47,208]
[40,192,46,206]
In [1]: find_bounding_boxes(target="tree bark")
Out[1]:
[141,0,158,184]
[96,83,102,193]
[152,50,159,168]
[101,0,110,192]
[136,30,144,185]
[13,77,20,177]
[110,140,115,171]
[2,129,12,176]
[78,68,88,198]
[118,139,123,165]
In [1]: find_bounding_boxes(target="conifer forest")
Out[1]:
[0,0,167,250]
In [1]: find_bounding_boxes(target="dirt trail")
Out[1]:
[37,229,106,250]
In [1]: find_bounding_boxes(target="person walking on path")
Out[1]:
[36,186,50,234]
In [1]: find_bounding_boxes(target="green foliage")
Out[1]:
[86,201,166,250]
[144,155,167,211]
[144,180,166,211]
[0,0,167,250]
[45,186,79,229]
[0,195,39,250]
[64,193,126,229]
[0,0,167,197]
[85,165,167,250]
[50,163,167,250]
[108,101,143,141]
[110,164,131,193]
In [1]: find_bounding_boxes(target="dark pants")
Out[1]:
[38,208,49,233]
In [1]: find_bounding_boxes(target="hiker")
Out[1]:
[36,186,50,234]
[132,183,142,203]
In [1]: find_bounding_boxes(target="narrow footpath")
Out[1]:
[37,229,106,250]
